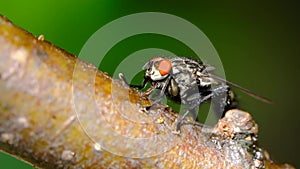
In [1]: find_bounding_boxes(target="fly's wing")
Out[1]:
[208,73,273,104]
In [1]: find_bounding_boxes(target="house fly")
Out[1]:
[119,56,272,132]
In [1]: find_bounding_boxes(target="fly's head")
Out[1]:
[143,57,172,81]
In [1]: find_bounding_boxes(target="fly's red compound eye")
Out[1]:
[158,59,172,76]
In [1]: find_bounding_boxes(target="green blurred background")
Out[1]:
[0,0,299,168]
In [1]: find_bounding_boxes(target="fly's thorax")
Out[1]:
[198,76,214,87]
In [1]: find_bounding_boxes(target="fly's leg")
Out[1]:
[119,73,171,109]
[176,108,196,132]
[119,73,148,90]
[175,85,237,133]
[176,93,213,132]
[211,85,238,118]
[146,76,171,110]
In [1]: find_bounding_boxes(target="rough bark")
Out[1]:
[0,15,295,169]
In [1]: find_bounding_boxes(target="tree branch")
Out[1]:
[0,15,294,169]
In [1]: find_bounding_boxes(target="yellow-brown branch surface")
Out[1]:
[0,15,294,169]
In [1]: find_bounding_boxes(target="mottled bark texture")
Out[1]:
[0,15,295,169]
